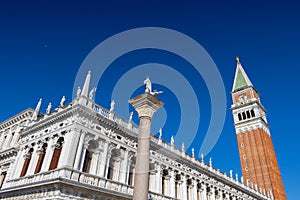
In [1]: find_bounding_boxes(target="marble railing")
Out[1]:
[93,104,139,134]
[4,168,175,200]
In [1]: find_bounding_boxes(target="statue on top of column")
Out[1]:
[144,76,163,95]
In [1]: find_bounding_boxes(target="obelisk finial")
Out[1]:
[236,56,240,63]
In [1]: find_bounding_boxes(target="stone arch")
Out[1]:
[238,113,242,121]
[82,139,99,173]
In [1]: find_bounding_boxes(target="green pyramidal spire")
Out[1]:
[232,57,253,92]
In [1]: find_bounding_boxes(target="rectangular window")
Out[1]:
[20,158,31,177]
[49,146,62,170]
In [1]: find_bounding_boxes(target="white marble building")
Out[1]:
[0,71,273,200]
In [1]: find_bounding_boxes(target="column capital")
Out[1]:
[129,93,164,119]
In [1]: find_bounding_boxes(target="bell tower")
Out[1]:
[231,57,286,200]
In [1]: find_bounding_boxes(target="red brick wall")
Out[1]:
[237,129,286,200]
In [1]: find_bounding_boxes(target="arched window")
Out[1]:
[246,111,251,119]
[238,113,242,121]
[175,174,181,199]
[251,109,255,117]
[127,156,136,186]
[242,112,246,120]
[49,137,64,170]
[34,143,47,174]
[82,140,98,173]
[20,147,33,177]
[107,149,121,180]
[162,169,169,196]
[128,165,134,186]
[82,150,92,173]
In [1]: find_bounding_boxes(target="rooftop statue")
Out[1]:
[144,76,163,95]
[60,96,66,107]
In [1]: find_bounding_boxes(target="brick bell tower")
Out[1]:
[231,57,286,200]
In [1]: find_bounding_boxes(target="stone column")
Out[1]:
[155,163,162,194]
[0,132,5,150]
[104,152,112,178]
[119,150,128,183]
[74,131,86,170]
[192,179,198,200]
[225,193,230,200]
[90,150,100,175]
[26,145,39,175]
[200,184,207,200]
[169,170,176,198]
[164,173,171,196]
[210,187,215,200]
[58,129,81,168]
[98,141,108,177]
[112,158,121,181]
[218,190,223,200]
[40,138,55,172]
[149,169,156,192]
[129,93,163,200]
[182,175,188,200]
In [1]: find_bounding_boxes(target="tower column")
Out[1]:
[129,93,163,200]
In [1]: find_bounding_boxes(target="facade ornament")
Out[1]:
[110,100,115,112]
[191,148,195,158]
[241,176,244,184]
[144,76,152,93]
[246,179,250,187]
[235,173,238,181]
[76,87,81,98]
[60,96,66,107]
[89,87,97,99]
[46,103,52,115]
[181,142,185,152]
[129,112,133,122]
[170,135,174,145]
[229,170,233,178]
[209,157,212,167]
[200,153,204,162]
[159,128,162,139]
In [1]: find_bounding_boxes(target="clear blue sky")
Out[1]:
[0,1,299,199]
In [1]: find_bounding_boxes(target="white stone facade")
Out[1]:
[0,72,272,200]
